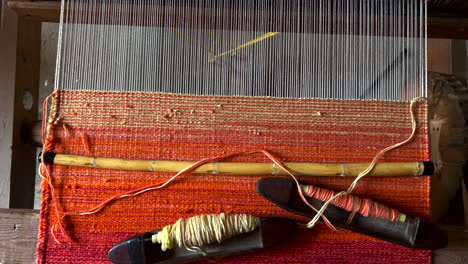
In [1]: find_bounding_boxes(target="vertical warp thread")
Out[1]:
[54,0,427,101]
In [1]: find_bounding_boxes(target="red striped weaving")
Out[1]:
[37,90,431,263]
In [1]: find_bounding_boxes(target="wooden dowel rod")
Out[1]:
[41,152,434,177]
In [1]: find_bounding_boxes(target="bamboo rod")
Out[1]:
[41,152,433,177]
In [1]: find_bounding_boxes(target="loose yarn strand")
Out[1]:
[48,148,330,241]
[304,97,425,228]
[40,92,72,244]
[62,149,326,222]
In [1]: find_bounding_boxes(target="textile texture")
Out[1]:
[37,90,431,263]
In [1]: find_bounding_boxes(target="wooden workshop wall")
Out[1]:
[427,38,468,81]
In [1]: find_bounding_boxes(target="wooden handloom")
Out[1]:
[2,0,468,263]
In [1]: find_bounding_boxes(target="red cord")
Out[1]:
[41,92,71,244]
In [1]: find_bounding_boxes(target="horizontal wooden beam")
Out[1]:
[8,1,60,22]
[428,15,468,40]
[7,0,468,39]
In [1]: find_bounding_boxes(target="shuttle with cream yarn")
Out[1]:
[152,213,260,251]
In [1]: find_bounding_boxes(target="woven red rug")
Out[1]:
[37,90,431,263]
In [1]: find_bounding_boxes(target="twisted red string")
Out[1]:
[61,149,330,227]
[41,92,71,244]
[304,185,401,224]
[79,131,91,154]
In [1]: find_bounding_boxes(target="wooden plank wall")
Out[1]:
[452,40,468,83]
[428,39,453,74]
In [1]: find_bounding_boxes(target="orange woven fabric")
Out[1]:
[38,90,431,263]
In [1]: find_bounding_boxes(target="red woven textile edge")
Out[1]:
[37,90,431,264]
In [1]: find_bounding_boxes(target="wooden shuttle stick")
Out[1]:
[40,152,434,177]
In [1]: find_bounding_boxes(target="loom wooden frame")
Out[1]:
[2,1,468,263]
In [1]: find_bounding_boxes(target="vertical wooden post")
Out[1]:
[9,17,41,208]
[451,40,468,84]
[0,0,19,208]
[451,40,468,228]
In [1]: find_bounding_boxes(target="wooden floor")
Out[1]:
[1,209,467,264]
